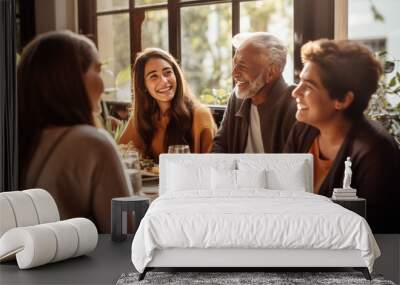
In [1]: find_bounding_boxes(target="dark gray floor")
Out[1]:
[373,234,400,284]
[1,234,398,285]
[0,235,134,285]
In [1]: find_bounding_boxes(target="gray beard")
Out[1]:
[234,75,266,99]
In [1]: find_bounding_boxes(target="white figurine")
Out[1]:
[342,157,353,189]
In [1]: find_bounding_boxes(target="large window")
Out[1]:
[348,0,400,106]
[91,0,294,105]
[348,0,400,72]
[180,3,232,104]
[240,1,293,89]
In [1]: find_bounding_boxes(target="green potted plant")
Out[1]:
[366,52,400,146]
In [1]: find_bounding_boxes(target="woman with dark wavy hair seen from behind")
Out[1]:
[284,39,400,233]
[18,31,132,233]
[119,48,216,161]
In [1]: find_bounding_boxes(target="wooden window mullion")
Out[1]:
[78,0,97,45]
[294,0,334,82]
[168,0,180,61]
[130,0,145,64]
[232,0,239,36]
[232,0,239,60]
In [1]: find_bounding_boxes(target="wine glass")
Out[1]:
[122,149,140,169]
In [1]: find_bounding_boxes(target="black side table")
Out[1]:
[111,196,150,242]
[331,198,366,219]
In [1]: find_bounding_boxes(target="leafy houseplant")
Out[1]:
[105,118,128,142]
[366,53,400,146]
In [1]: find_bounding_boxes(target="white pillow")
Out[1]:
[211,169,267,190]
[266,165,307,191]
[167,162,211,191]
[237,159,308,191]
[211,168,236,190]
[236,169,267,188]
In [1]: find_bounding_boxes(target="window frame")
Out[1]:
[80,0,335,84]
[79,0,335,86]
[82,0,242,68]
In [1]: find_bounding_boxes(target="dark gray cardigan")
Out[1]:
[284,118,400,233]
[212,76,296,153]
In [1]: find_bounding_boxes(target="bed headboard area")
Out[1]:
[159,154,313,195]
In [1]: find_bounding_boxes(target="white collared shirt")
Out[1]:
[244,104,264,153]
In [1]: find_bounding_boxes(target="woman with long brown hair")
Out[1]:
[119,48,216,161]
[18,31,132,233]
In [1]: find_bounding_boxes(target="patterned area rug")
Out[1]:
[117,271,395,285]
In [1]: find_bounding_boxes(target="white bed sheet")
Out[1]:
[131,190,380,273]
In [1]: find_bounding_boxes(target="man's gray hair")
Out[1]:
[232,32,287,73]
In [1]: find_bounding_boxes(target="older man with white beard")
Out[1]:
[212,32,297,153]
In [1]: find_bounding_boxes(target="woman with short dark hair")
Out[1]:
[284,39,399,233]
[118,48,216,161]
[18,31,132,233]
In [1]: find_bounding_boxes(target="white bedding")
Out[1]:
[131,190,380,273]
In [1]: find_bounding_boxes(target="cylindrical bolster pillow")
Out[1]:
[42,222,79,262]
[0,196,17,237]
[64,218,98,257]
[24,189,59,224]
[0,218,98,269]
[0,189,60,238]
[0,226,57,267]
[0,191,39,228]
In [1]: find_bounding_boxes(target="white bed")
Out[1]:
[131,154,380,280]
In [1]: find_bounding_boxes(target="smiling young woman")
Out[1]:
[118,48,216,161]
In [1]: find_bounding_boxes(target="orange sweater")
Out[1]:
[119,105,217,158]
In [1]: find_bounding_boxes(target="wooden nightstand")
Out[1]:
[331,198,366,219]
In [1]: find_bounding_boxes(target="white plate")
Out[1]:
[141,170,159,177]
[141,186,159,194]
[142,176,159,182]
